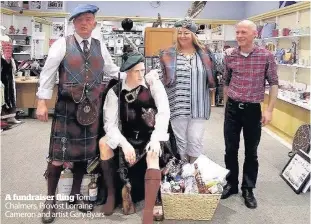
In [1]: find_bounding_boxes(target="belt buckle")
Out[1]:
[125,92,135,103]
[238,103,244,109]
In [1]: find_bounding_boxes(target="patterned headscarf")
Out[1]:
[174,18,198,33]
[174,1,207,33]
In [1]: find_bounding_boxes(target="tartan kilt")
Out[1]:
[114,122,180,204]
[48,83,105,162]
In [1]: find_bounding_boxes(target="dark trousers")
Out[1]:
[224,98,262,189]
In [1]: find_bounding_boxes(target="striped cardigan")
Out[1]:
[159,45,216,88]
[159,46,217,121]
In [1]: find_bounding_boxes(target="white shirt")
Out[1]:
[36,33,126,99]
[103,76,170,150]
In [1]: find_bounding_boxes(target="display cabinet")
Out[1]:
[249,2,310,144]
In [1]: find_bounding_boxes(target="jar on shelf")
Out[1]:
[272,29,279,37]
[282,28,291,36]
[22,27,28,35]
[9,25,15,34]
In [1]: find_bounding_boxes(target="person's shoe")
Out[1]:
[68,194,93,213]
[76,199,94,213]
[7,117,22,124]
[41,199,56,223]
[221,184,238,199]
[242,189,257,209]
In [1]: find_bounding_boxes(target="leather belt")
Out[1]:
[228,98,259,110]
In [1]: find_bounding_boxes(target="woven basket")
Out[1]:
[161,192,221,220]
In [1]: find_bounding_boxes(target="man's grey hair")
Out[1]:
[236,20,257,32]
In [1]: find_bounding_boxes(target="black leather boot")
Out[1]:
[221,184,238,199]
[242,188,257,209]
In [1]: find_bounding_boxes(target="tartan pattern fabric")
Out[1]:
[59,35,104,86]
[223,46,278,103]
[159,46,216,88]
[49,35,105,162]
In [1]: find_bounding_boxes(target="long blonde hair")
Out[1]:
[176,32,205,52]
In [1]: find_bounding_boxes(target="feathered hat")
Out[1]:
[174,1,207,33]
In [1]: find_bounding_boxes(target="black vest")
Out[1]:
[113,83,157,144]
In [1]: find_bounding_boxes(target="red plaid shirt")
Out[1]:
[223,46,278,103]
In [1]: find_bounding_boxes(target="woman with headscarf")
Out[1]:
[159,18,217,164]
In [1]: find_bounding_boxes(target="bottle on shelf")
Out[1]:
[22,27,28,35]
[194,163,209,194]
[88,175,98,203]
[9,25,15,34]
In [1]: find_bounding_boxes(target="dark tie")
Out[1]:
[82,40,89,57]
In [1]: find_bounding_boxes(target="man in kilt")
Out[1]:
[98,51,179,223]
[36,4,129,223]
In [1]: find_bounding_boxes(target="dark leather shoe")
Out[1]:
[41,200,56,223]
[221,184,238,199]
[242,189,257,209]
[68,194,94,213]
[76,199,94,213]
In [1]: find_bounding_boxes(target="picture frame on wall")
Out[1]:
[47,1,63,10]
[4,1,22,8]
[29,1,42,10]
[51,22,65,39]
[281,149,310,194]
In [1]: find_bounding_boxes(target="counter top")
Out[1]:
[15,76,39,84]
[15,77,59,85]
[265,90,310,111]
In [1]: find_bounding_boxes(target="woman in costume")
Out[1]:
[98,50,178,223]
[0,26,21,125]
[159,17,217,164]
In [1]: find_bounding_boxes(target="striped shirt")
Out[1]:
[165,52,210,121]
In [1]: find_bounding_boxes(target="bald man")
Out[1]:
[221,20,278,209]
